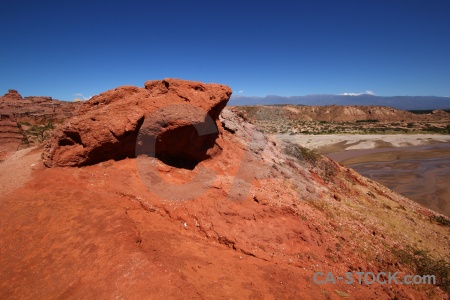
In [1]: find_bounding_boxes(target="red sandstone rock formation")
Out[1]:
[42,79,231,167]
[0,89,80,153]
[0,89,79,123]
[0,120,22,142]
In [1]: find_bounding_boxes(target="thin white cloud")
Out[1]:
[237,90,244,93]
[73,93,92,101]
[340,90,375,96]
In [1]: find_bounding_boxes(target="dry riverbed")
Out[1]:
[276,133,450,154]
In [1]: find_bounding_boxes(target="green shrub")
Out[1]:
[394,246,450,293]
[283,143,319,163]
[430,215,450,227]
[424,126,446,133]
[25,123,54,143]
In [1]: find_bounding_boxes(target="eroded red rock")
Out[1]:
[0,89,80,153]
[42,79,232,167]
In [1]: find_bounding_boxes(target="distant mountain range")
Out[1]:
[229,94,450,110]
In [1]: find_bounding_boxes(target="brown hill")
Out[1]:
[232,105,450,134]
[235,105,450,122]
[0,80,449,299]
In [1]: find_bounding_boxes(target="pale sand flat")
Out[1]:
[275,133,450,153]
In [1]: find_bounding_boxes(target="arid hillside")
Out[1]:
[232,105,450,134]
[1,80,449,299]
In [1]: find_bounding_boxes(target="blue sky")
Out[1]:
[1,0,450,101]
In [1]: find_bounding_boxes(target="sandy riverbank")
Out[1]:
[276,133,450,154]
[335,144,450,217]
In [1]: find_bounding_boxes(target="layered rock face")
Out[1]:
[42,79,232,167]
[0,89,80,152]
[0,120,22,141]
[0,90,77,123]
[0,120,22,148]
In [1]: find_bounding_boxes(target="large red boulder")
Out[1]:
[42,79,232,167]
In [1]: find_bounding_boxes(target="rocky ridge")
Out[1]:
[235,105,450,122]
[0,89,80,154]
[0,89,77,123]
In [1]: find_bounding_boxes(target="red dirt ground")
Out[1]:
[1,142,448,299]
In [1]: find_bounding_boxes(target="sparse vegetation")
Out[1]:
[22,123,54,143]
[283,142,319,163]
[243,118,450,135]
[236,110,249,122]
[424,126,448,134]
[394,245,450,293]
[356,119,379,123]
[430,215,450,227]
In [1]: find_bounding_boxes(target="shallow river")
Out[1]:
[326,143,450,217]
